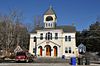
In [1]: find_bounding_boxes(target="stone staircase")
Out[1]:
[33,57,69,63]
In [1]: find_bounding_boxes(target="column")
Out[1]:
[57,46,59,57]
[43,47,46,57]
[58,46,62,57]
[51,46,54,57]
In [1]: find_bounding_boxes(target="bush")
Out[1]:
[9,53,15,59]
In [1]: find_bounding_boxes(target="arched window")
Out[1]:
[50,33,52,40]
[46,16,53,21]
[65,47,68,53]
[45,33,48,40]
[33,36,37,42]
[45,32,52,40]
[68,36,71,41]
[55,33,58,39]
[69,47,71,53]
[48,32,50,40]
[65,36,67,41]
[40,33,43,40]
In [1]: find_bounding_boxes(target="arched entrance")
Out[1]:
[45,45,51,56]
[38,46,42,56]
[53,46,57,56]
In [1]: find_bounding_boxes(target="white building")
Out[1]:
[29,6,77,58]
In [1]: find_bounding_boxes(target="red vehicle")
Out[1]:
[15,51,33,62]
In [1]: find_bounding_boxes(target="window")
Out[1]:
[33,36,37,42]
[49,23,50,27]
[46,23,47,27]
[46,16,53,21]
[48,32,50,40]
[65,47,68,53]
[69,47,71,53]
[40,33,43,40]
[51,23,52,27]
[50,33,52,40]
[65,36,71,41]
[55,33,58,39]
[16,52,26,56]
[33,48,35,53]
[68,36,71,41]
[65,36,67,41]
[45,32,52,40]
[45,33,48,40]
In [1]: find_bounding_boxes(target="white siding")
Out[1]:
[29,33,37,55]
[62,33,76,57]
[29,29,76,58]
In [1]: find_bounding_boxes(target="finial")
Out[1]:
[50,5,52,9]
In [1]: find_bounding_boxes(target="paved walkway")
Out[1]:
[0,63,99,66]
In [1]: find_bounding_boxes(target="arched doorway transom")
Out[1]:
[45,45,51,56]
[53,46,57,56]
[38,46,42,56]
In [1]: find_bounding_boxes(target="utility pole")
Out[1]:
[34,37,37,56]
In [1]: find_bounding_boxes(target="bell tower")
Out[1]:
[44,6,57,28]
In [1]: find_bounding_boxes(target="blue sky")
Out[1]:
[0,0,100,31]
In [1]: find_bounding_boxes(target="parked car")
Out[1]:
[15,51,34,62]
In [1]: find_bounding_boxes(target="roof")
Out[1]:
[78,43,86,48]
[44,6,56,15]
[31,25,76,33]
[14,45,23,53]
[56,25,76,32]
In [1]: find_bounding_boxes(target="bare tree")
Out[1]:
[0,10,29,57]
[34,15,43,29]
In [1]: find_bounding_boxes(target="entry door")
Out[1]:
[46,47,50,56]
[54,47,57,56]
[40,47,42,56]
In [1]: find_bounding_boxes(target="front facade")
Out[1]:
[29,6,77,58]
